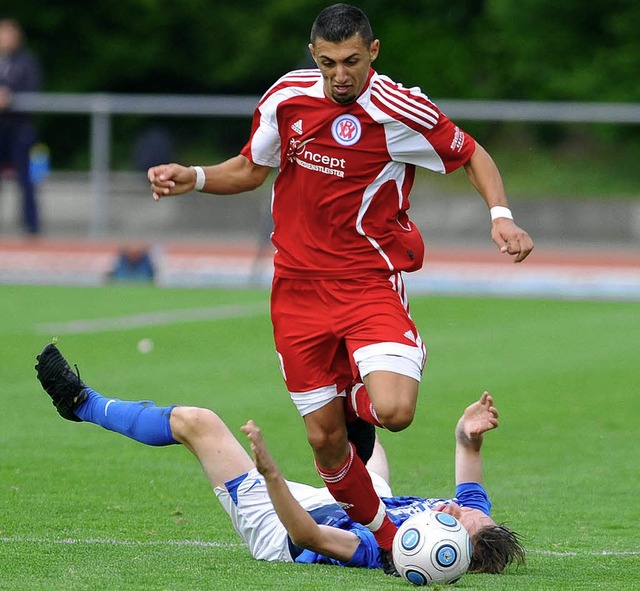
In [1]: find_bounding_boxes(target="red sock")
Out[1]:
[345,383,384,428]
[316,443,397,550]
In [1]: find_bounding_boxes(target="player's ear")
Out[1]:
[369,39,380,63]
[308,43,318,65]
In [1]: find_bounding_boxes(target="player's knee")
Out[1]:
[306,427,343,453]
[170,406,220,443]
[377,404,415,432]
[306,426,351,467]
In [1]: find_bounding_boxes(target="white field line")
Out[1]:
[34,302,268,335]
[0,536,636,557]
[0,535,242,549]
[528,549,639,557]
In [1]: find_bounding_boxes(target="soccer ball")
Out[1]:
[392,510,472,586]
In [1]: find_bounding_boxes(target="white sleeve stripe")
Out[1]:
[260,70,321,100]
[371,86,438,130]
[373,79,440,122]
[279,74,320,83]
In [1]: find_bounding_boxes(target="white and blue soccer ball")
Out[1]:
[392,510,472,586]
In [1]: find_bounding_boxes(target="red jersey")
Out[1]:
[241,68,476,279]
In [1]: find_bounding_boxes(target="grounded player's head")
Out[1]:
[469,524,526,574]
[310,4,374,47]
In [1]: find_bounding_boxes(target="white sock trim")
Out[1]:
[365,499,387,532]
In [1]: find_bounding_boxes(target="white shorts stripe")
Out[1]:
[354,344,425,381]
[289,384,346,417]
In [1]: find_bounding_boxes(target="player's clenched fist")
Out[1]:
[148,163,197,201]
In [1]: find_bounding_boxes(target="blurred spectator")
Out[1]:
[0,17,42,235]
[133,124,175,172]
[109,244,155,282]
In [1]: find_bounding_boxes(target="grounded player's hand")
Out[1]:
[147,163,197,201]
[491,218,535,263]
[241,419,281,480]
[456,391,499,448]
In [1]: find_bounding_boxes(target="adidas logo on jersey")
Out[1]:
[291,119,303,135]
[404,330,416,344]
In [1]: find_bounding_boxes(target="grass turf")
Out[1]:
[1,284,638,590]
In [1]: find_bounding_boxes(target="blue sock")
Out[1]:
[74,388,178,446]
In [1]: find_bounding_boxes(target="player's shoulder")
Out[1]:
[366,71,441,124]
[260,69,323,103]
[369,71,431,98]
[274,68,322,86]
[454,482,492,515]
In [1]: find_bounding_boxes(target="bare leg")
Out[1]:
[170,406,254,490]
[363,371,419,432]
[303,397,350,468]
[365,434,390,485]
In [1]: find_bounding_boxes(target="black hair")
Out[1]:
[310,3,373,46]
[469,524,526,574]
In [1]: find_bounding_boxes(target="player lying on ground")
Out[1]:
[34,343,525,574]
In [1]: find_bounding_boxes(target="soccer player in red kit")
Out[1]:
[148,3,534,575]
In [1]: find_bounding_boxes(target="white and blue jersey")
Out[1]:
[290,482,491,568]
[214,467,491,569]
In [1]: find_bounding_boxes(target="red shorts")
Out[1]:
[271,273,426,407]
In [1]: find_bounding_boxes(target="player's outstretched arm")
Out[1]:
[463,143,534,263]
[454,392,499,485]
[148,155,272,201]
[241,420,361,561]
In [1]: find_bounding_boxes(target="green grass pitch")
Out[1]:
[1,284,638,590]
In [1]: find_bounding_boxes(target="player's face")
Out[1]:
[309,34,379,105]
[436,503,496,539]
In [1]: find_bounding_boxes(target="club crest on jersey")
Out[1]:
[331,114,362,146]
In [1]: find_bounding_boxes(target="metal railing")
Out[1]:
[11,92,640,236]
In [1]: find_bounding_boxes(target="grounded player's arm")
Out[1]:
[148,155,271,201]
[454,392,498,485]
[241,420,361,562]
[463,142,534,263]
[454,422,484,485]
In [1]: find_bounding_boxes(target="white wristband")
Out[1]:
[192,166,206,191]
[490,206,513,221]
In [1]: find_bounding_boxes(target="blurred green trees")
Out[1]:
[6,0,640,170]
[12,0,639,99]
